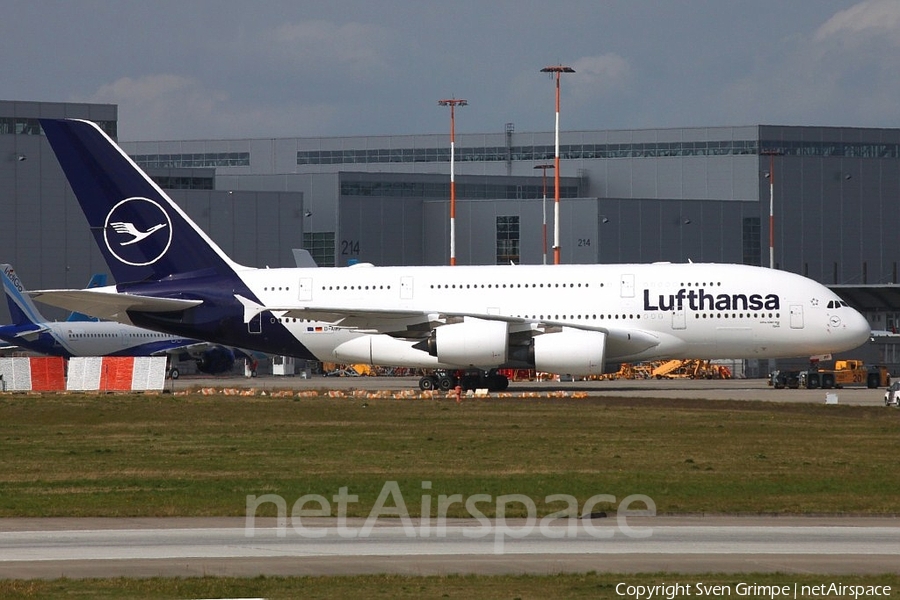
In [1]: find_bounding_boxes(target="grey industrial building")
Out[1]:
[3,99,899,373]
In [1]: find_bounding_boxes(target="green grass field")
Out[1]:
[2,391,899,597]
[1,392,898,517]
[2,572,899,600]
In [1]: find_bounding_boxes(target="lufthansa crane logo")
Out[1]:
[104,197,173,266]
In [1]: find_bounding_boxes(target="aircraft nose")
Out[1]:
[840,307,871,350]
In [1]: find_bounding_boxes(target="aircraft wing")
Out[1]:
[236,295,518,334]
[29,289,203,321]
[235,295,661,355]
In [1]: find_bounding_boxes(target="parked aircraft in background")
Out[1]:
[0,263,237,378]
[32,119,871,391]
[67,272,107,322]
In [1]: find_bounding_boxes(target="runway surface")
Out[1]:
[1,516,899,578]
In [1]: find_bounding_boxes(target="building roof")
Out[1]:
[829,284,900,312]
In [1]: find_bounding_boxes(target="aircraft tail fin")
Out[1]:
[39,119,242,285]
[66,273,107,322]
[2,264,46,327]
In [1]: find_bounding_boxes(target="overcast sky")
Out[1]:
[3,0,899,141]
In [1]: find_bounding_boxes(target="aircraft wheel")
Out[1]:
[438,375,455,391]
[419,376,437,391]
[460,375,480,391]
[488,374,509,391]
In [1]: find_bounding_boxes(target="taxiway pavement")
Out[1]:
[172,373,891,407]
[1,516,899,578]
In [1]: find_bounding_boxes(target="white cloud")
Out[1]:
[570,54,631,93]
[815,0,900,43]
[86,74,226,118]
[76,74,338,140]
[270,20,394,74]
[547,53,633,116]
[714,0,900,127]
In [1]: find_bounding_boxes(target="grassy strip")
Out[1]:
[0,393,898,516]
[1,573,898,599]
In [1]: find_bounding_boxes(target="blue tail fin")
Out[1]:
[66,273,107,322]
[1,264,45,327]
[39,119,241,284]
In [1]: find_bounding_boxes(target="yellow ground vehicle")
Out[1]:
[802,360,890,389]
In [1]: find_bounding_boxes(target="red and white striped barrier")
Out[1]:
[66,356,167,391]
[0,357,67,391]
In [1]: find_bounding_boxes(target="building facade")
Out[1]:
[4,100,900,371]
[0,101,303,321]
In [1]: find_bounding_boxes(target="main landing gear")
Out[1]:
[418,369,510,392]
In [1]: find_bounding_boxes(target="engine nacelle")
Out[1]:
[195,346,236,375]
[333,334,445,368]
[428,319,508,368]
[532,328,606,375]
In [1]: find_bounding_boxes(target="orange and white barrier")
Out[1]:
[0,357,66,391]
[66,356,167,391]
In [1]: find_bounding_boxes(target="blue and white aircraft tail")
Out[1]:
[1,262,238,376]
[33,118,871,390]
[66,273,107,322]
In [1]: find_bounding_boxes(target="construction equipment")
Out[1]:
[602,360,731,380]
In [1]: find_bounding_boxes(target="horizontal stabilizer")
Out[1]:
[12,324,49,341]
[29,288,202,321]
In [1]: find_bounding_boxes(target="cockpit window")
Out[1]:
[827,300,850,309]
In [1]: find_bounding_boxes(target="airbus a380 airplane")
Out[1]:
[32,119,870,390]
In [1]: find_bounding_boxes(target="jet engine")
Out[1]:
[531,328,606,375]
[195,346,237,375]
[427,319,508,367]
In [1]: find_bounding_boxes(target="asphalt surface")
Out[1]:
[169,373,893,407]
[2,516,899,578]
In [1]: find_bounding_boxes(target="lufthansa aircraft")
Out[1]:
[32,119,870,390]
[1,263,238,378]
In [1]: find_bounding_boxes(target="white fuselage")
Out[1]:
[36,321,195,357]
[237,262,870,371]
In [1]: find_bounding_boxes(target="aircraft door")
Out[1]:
[298,278,313,301]
[400,276,414,300]
[790,304,804,329]
[620,274,635,298]
[671,310,686,330]
[248,313,262,334]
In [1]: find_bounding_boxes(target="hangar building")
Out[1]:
[3,100,899,373]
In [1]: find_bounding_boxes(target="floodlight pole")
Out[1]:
[540,65,575,264]
[438,98,468,266]
[761,149,782,269]
[534,164,554,265]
